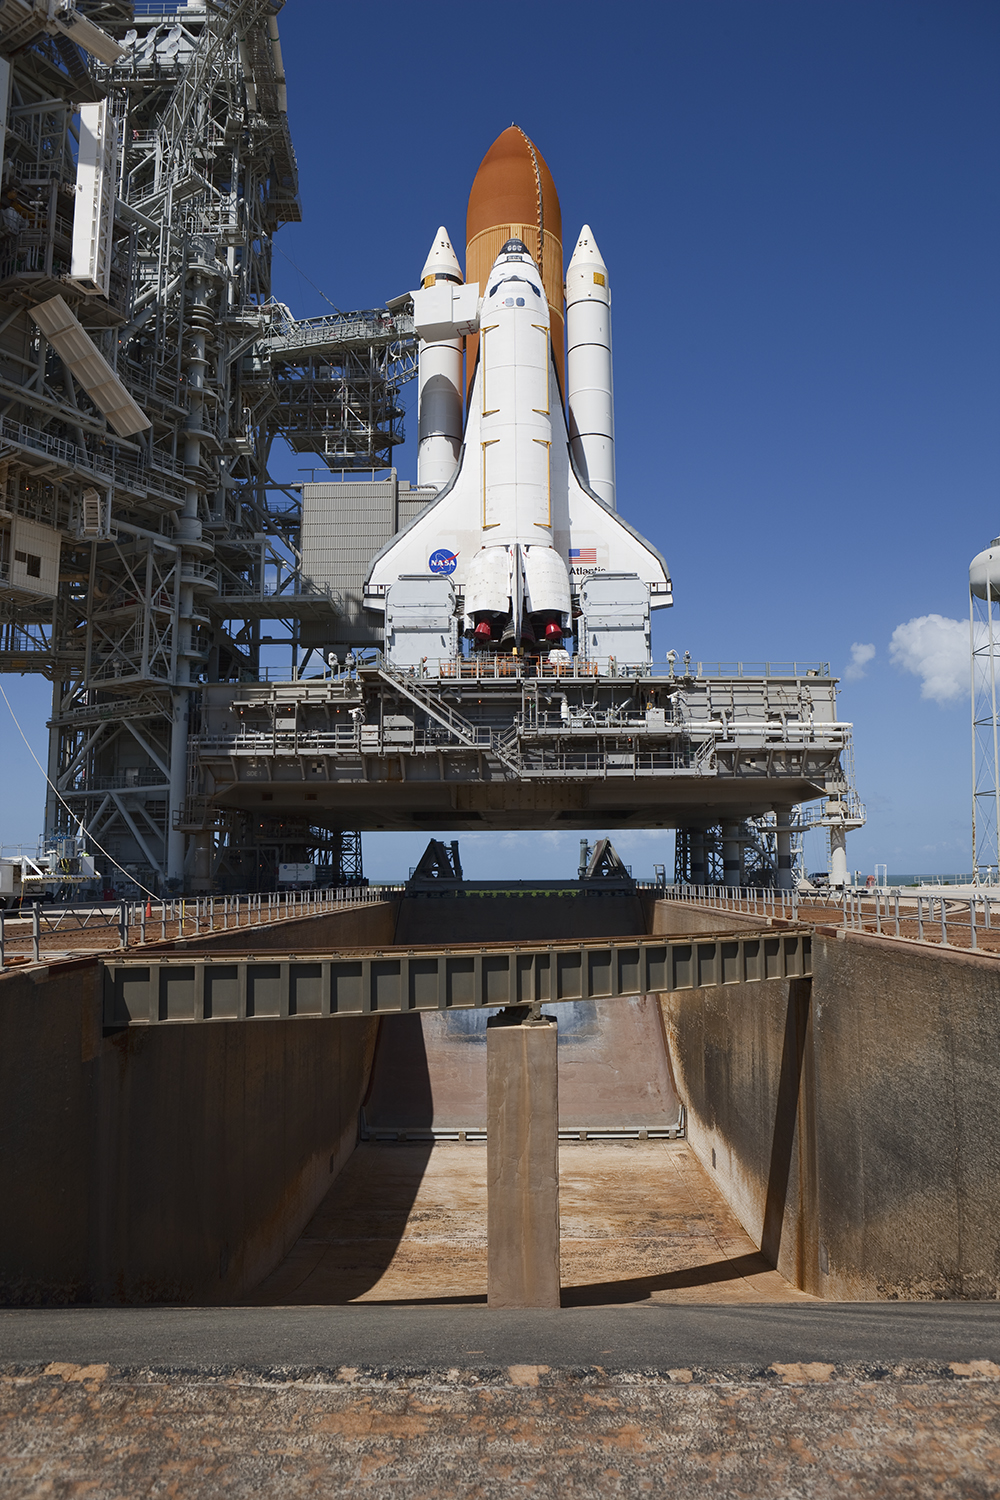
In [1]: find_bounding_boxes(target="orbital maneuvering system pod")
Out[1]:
[365,126,671,663]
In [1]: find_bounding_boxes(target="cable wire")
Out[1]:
[0,681,160,900]
[274,244,344,315]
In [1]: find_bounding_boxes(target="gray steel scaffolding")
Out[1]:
[0,1,415,891]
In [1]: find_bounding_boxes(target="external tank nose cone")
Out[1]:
[420,226,463,286]
[466,126,561,250]
[465,125,566,400]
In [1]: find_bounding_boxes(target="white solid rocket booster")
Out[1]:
[416,227,464,490]
[565,226,615,510]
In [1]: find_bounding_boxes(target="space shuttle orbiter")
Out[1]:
[365,126,671,655]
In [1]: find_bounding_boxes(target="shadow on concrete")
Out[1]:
[560,1252,779,1306]
[393,893,648,945]
[361,1012,434,1136]
[245,1018,435,1306]
[760,978,811,1268]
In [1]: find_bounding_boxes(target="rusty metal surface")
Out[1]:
[100,929,813,1028]
[362,996,683,1138]
[2,1360,999,1497]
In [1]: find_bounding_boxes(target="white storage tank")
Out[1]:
[970,537,1000,600]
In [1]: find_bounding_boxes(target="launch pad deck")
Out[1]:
[189,659,852,833]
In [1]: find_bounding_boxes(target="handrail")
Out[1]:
[661,883,1000,954]
[0,884,403,970]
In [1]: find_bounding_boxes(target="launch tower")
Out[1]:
[0,0,415,890]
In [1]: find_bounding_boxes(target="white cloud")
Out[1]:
[889,615,969,704]
[844,642,876,680]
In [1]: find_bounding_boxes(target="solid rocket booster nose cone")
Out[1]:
[568,224,608,275]
[420,226,463,286]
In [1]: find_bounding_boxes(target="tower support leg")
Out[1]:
[486,1007,560,1309]
[192,831,212,893]
[167,690,188,886]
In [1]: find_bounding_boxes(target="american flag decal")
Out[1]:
[569,547,597,563]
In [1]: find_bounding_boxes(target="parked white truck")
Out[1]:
[0,841,98,907]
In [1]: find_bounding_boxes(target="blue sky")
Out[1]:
[2,0,997,881]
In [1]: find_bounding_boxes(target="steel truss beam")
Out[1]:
[102,926,814,1028]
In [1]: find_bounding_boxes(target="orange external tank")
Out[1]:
[465,125,565,407]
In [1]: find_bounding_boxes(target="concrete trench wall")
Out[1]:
[660,922,1000,1301]
[149,897,402,954]
[396,892,648,945]
[8,889,1000,1306]
[0,903,397,1305]
[646,895,770,937]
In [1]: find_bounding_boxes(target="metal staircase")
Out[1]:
[376,665,522,774]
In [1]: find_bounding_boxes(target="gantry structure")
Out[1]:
[0,0,416,890]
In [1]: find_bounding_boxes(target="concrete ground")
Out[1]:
[248,1140,812,1307]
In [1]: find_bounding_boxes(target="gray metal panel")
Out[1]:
[301,479,397,645]
[300,481,441,649]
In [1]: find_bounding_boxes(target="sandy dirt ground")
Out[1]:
[2,1359,999,1497]
[249,1140,814,1307]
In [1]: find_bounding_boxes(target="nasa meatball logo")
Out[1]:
[428,549,458,576]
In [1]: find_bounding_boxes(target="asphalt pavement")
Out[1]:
[3,1301,1000,1373]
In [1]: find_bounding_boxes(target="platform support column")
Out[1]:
[192,831,213,893]
[830,825,849,887]
[486,1007,560,1309]
[722,822,742,888]
[689,828,705,886]
[775,807,795,891]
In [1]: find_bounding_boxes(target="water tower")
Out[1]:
[969,537,1000,882]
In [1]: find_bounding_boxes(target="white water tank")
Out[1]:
[970,537,1000,600]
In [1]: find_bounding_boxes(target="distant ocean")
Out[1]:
[886,874,975,887]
